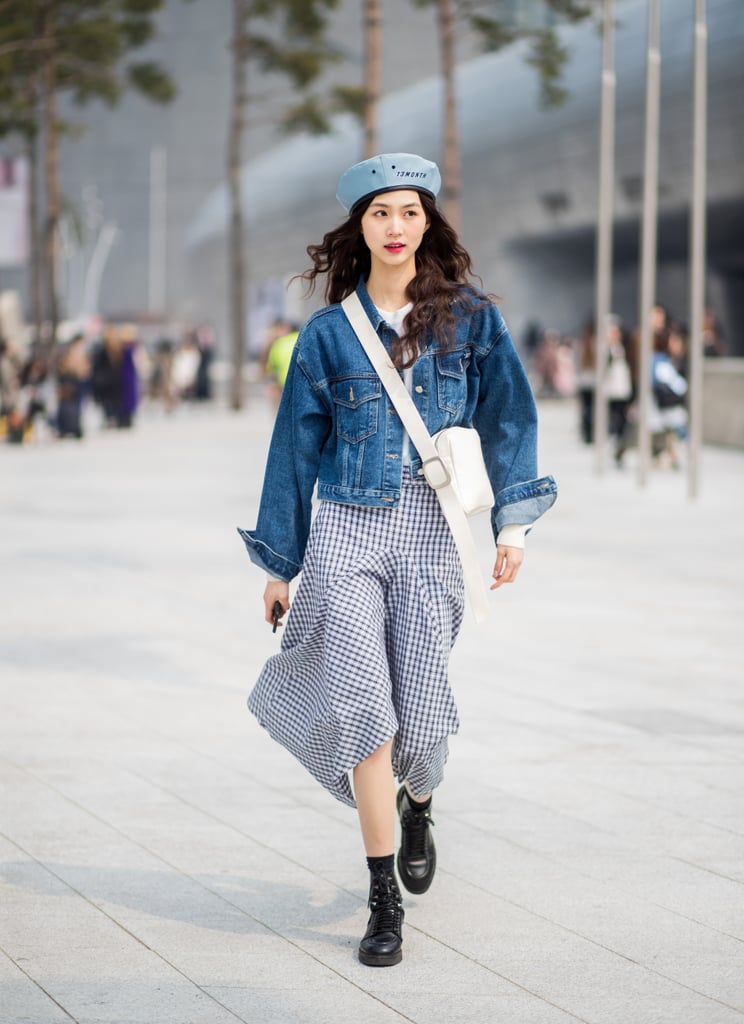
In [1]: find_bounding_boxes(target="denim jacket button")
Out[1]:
[414,385,424,393]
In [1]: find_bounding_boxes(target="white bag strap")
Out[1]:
[341,291,491,623]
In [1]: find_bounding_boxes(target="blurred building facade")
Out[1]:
[187,0,744,354]
[1,0,742,356]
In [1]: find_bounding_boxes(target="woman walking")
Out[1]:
[239,153,556,967]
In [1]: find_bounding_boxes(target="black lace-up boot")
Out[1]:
[396,785,436,894]
[358,862,404,967]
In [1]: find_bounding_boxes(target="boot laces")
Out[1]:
[368,867,403,932]
[401,806,434,861]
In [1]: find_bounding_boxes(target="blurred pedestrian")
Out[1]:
[91,325,140,428]
[650,330,688,469]
[702,306,725,357]
[238,153,556,968]
[0,334,22,441]
[13,344,50,443]
[264,323,299,410]
[575,320,596,444]
[667,321,688,377]
[119,326,141,428]
[604,316,633,467]
[56,333,91,439]
[150,337,177,411]
[194,326,215,401]
[91,326,124,427]
[532,328,561,397]
[172,332,200,402]
[260,317,293,407]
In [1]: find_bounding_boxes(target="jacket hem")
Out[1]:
[317,483,401,507]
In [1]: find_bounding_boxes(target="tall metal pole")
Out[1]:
[688,0,707,499]
[148,146,167,317]
[228,0,248,411]
[594,0,615,474]
[637,0,661,487]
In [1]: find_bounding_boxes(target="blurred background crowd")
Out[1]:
[1,296,725,483]
[0,322,214,443]
[527,303,726,470]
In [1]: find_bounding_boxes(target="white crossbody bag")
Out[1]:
[342,292,494,623]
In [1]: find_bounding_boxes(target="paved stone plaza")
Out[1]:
[1,396,743,1024]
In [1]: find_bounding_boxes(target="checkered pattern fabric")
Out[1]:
[248,473,465,807]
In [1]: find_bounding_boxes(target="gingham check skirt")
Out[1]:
[248,472,465,807]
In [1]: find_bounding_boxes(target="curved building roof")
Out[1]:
[188,0,743,252]
[186,0,743,345]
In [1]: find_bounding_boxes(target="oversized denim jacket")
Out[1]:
[239,278,557,581]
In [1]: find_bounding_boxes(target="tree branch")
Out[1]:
[0,39,52,58]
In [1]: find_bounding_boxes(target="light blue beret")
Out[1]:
[336,153,441,213]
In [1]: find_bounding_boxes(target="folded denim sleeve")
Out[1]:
[237,341,332,581]
[236,530,301,581]
[493,477,557,539]
[471,305,557,541]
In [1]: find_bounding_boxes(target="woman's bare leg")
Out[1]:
[353,739,396,856]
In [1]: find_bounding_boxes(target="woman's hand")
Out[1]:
[264,580,290,626]
[490,545,524,590]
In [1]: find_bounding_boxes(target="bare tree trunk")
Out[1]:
[437,0,460,232]
[228,0,248,411]
[42,7,60,348]
[27,117,43,341]
[364,0,381,158]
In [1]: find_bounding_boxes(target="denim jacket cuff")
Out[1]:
[492,475,557,537]
[236,528,301,582]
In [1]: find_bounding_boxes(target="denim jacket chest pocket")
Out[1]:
[435,349,471,414]
[331,376,382,442]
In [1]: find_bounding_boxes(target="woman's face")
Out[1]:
[360,190,429,272]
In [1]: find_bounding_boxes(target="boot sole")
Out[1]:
[358,947,403,967]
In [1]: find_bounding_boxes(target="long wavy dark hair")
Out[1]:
[299,193,488,368]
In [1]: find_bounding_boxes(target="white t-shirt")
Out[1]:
[376,303,414,463]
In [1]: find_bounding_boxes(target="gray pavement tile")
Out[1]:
[0,858,245,1024]
[204,984,408,1024]
[0,952,75,1024]
[667,763,744,796]
[45,983,246,1024]
[360,990,584,1024]
[441,842,744,1004]
[504,845,744,939]
[411,877,744,1024]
